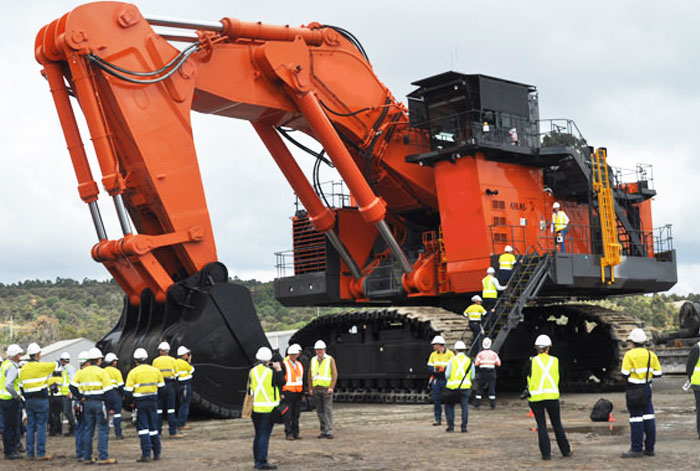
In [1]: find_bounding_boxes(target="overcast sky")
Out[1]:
[1,1,697,294]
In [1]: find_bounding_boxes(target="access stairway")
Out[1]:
[468,252,553,357]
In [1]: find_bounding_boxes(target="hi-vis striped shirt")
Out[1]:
[18,361,57,397]
[71,365,113,400]
[621,347,662,384]
[125,364,165,398]
[153,355,178,380]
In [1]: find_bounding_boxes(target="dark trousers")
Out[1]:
[49,395,63,435]
[626,384,655,452]
[431,378,446,423]
[498,268,512,285]
[483,298,497,312]
[63,396,76,433]
[177,382,192,427]
[475,369,497,407]
[444,389,470,431]
[1,399,20,456]
[283,391,302,438]
[469,321,483,347]
[158,380,177,436]
[694,388,700,438]
[252,412,274,467]
[75,403,85,459]
[529,399,571,458]
[106,390,123,437]
[136,398,161,458]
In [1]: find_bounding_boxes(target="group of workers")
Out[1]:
[0,340,194,463]
[248,339,338,470]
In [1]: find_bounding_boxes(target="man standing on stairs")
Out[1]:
[427,336,453,426]
[474,337,501,409]
[498,245,517,284]
[464,295,487,348]
[482,267,506,312]
[551,202,570,253]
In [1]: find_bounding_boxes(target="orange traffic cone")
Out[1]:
[608,412,616,431]
[527,409,534,418]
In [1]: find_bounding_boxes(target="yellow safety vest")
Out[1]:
[72,365,113,397]
[464,303,486,322]
[125,364,165,398]
[621,347,662,384]
[61,366,73,395]
[249,364,279,413]
[19,361,56,395]
[499,253,516,270]
[528,354,560,402]
[104,366,124,388]
[153,355,178,380]
[691,342,700,386]
[553,211,568,232]
[482,275,498,298]
[48,376,63,396]
[310,355,333,388]
[0,360,19,400]
[176,358,195,382]
[427,349,454,369]
[446,354,472,390]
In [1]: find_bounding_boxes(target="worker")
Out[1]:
[70,347,116,465]
[427,335,454,426]
[309,340,338,439]
[482,267,506,312]
[282,343,304,440]
[18,342,56,461]
[621,328,662,458]
[463,295,487,348]
[498,245,517,284]
[443,341,473,433]
[124,348,165,462]
[175,346,195,430]
[686,338,700,439]
[103,353,124,440]
[152,341,180,438]
[249,346,284,470]
[59,352,77,436]
[1,344,24,460]
[74,351,89,462]
[474,337,501,409]
[47,370,64,436]
[527,335,572,460]
[551,202,570,253]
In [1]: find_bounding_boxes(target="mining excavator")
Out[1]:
[36,2,677,416]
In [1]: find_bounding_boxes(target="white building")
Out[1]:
[20,337,95,367]
[265,329,296,355]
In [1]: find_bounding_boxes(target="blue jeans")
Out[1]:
[626,384,655,453]
[107,390,123,437]
[1,399,20,456]
[431,378,446,423]
[556,228,568,253]
[136,398,161,458]
[178,382,192,427]
[82,400,109,460]
[25,397,49,458]
[252,412,274,467]
[445,389,470,430]
[159,380,177,436]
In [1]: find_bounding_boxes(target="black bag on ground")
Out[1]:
[590,398,613,422]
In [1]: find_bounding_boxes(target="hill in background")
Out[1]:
[0,277,690,347]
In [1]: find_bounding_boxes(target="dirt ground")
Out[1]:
[10,376,700,470]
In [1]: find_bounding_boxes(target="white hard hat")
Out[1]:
[256,347,273,362]
[628,328,647,344]
[133,348,148,361]
[431,335,446,345]
[534,334,552,348]
[78,351,90,364]
[482,337,492,349]
[314,340,327,350]
[471,295,482,303]
[88,347,104,360]
[553,202,561,209]
[177,346,190,357]
[104,353,118,363]
[287,344,302,355]
[505,245,513,253]
[7,344,23,357]
[27,343,41,356]
[60,352,71,361]
[157,341,171,352]
[454,340,467,351]
[487,267,496,275]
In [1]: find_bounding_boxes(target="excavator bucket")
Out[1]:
[98,263,269,418]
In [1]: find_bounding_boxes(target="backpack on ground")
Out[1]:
[590,398,613,422]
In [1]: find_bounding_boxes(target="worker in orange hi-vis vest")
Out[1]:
[281,344,304,440]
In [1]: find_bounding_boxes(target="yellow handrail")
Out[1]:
[592,147,622,283]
